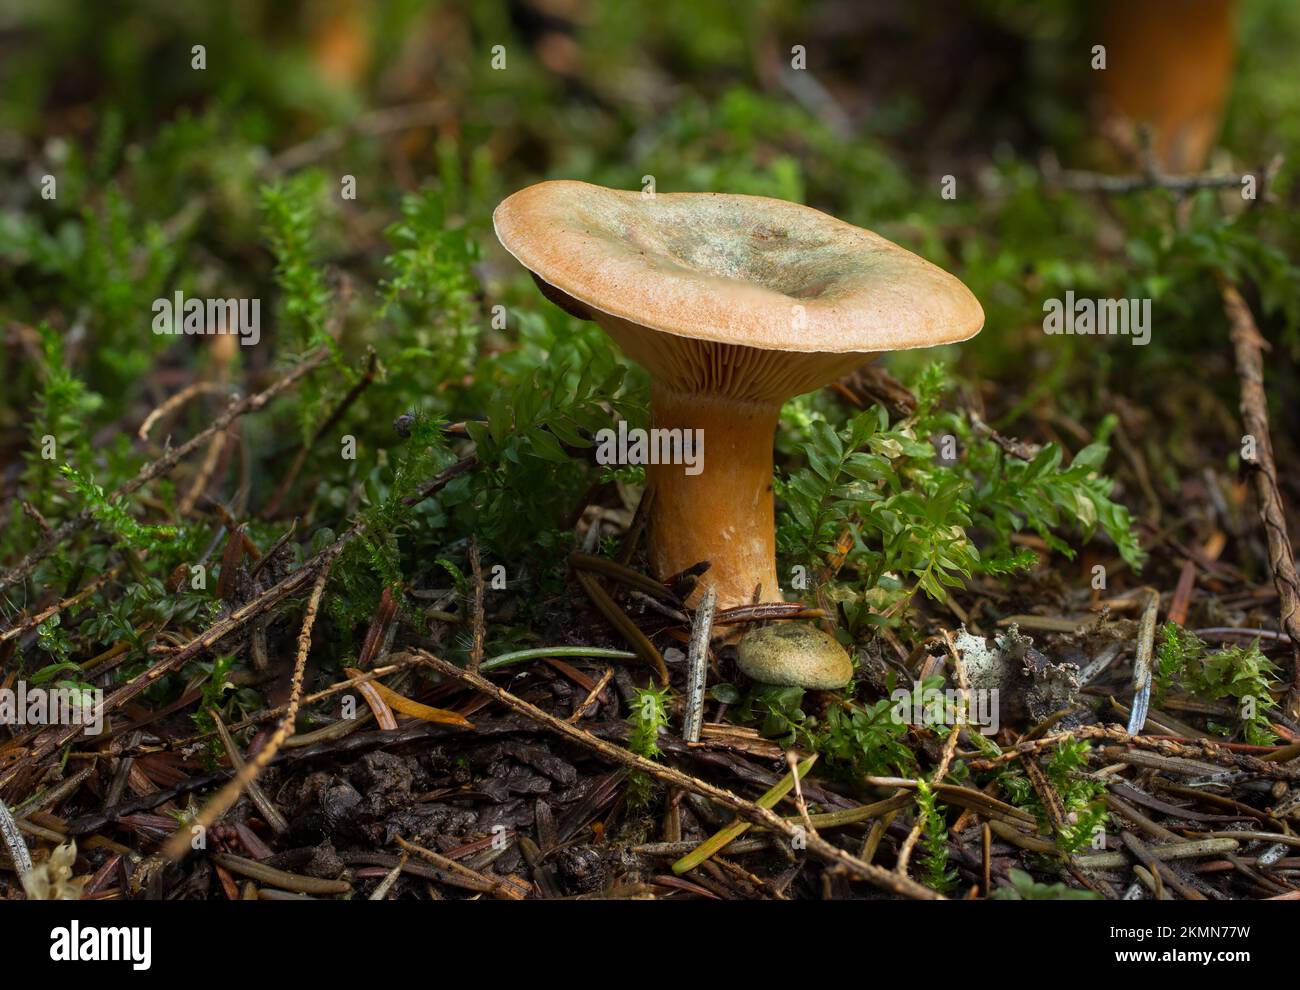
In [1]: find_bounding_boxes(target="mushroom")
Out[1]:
[1096,0,1238,173]
[736,622,854,691]
[493,181,983,610]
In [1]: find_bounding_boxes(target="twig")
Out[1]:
[896,723,962,878]
[860,777,1037,828]
[159,552,337,862]
[838,363,918,420]
[968,723,1300,774]
[158,654,425,750]
[1221,280,1300,716]
[3,452,473,791]
[790,792,913,829]
[416,651,941,899]
[567,667,614,724]
[1045,155,1281,196]
[673,755,817,875]
[0,345,331,598]
[261,347,378,517]
[404,453,478,505]
[342,666,470,727]
[394,835,528,900]
[897,629,969,876]
[968,412,1038,461]
[1122,831,1210,900]
[209,852,350,896]
[785,749,820,851]
[682,587,716,743]
[249,517,298,581]
[1127,588,1161,734]
[178,421,230,515]
[368,853,408,901]
[137,382,231,440]
[1074,838,1239,871]
[1056,170,1251,194]
[634,838,771,857]
[1194,627,1292,644]
[5,545,338,789]
[468,536,485,674]
[0,796,33,876]
[0,564,123,644]
[344,849,501,895]
[712,603,824,626]
[628,590,689,623]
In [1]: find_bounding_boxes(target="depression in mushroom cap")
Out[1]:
[494,181,984,610]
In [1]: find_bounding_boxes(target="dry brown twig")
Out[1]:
[567,667,614,725]
[178,418,232,516]
[0,564,125,644]
[395,835,528,900]
[1042,151,1283,198]
[2,541,341,794]
[468,535,485,674]
[137,382,232,441]
[1220,281,1300,717]
[158,551,337,863]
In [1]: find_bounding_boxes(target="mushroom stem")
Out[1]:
[646,384,782,609]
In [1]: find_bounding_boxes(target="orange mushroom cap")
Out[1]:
[493,180,984,357]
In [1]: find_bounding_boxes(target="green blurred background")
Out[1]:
[1,0,1297,583]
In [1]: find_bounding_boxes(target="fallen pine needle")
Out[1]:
[343,667,473,727]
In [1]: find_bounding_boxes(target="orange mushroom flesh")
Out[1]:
[494,181,984,609]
